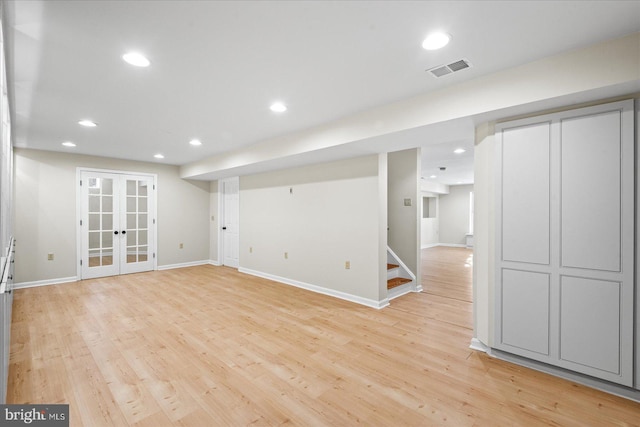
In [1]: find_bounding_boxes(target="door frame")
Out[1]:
[76,167,158,280]
[218,177,240,268]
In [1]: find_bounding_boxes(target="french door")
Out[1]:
[79,170,156,279]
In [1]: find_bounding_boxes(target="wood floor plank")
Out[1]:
[7,247,640,426]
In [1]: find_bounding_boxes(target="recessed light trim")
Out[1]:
[62,141,76,147]
[123,52,150,67]
[429,175,437,179]
[154,153,164,159]
[270,102,287,113]
[189,139,202,146]
[78,120,97,127]
[454,148,466,154]
[422,32,451,50]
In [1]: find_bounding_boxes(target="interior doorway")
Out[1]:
[77,169,157,279]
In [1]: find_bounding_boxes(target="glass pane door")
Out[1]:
[81,172,120,279]
[120,175,154,275]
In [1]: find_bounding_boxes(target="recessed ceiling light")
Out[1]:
[78,119,97,127]
[430,175,437,179]
[422,32,451,50]
[270,102,287,113]
[62,141,76,147]
[454,148,466,154]
[189,139,202,146]
[154,153,164,159]
[122,52,150,67]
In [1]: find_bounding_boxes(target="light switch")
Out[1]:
[404,198,412,206]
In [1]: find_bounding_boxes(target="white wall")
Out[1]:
[14,148,211,283]
[239,155,386,306]
[438,184,473,245]
[388,149,420,275]
[473,123,496,346]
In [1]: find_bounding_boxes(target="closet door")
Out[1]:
[495,100,634,386]
[556,107,634,384]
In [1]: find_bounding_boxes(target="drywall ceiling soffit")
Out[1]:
[5,1,640,178]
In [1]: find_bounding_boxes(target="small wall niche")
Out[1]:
[422,196,437,219]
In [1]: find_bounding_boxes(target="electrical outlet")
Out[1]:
[47,253,54,261]
[249,247,253,253]
[345,261,350,269]
[179,243,184,249]
[211,215,215,221]
[284,252,288,259]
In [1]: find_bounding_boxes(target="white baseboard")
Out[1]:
[492,348,640,403]
[13,276,78,290]
[469,337,490,353]
[157,260,211,271]
[239,267,389,309]
[208,259,222,266]
[421,243,468,249]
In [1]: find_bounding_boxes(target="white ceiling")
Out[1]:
[5,1,640,184]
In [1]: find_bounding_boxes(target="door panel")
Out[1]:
[559,276,621,377]
[121,176,154,274]
[81,172,120,279]
[222,177,239,268]
[501,123,551,265]
[561,111,621,272]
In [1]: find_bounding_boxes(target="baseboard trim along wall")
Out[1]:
[14,276,77,290]
[469,337,490,353]
[421,243,467,249]
[157,260,211,271]
[491,348,640,404]
[208,260,222,266]
[239,267,390,309]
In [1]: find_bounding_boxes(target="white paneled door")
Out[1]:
[79,170,156,279]
[221,177,239,268]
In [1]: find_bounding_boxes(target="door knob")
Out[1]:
[222,227,227,230]
[122,230,127,234]
[114,231,119,235]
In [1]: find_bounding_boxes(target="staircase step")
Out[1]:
[387,277,412,290]
[387,263,399,270]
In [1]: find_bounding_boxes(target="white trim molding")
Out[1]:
[157,260,211,271]
[239,267,390,309]
[14,276,78,290]
[469,338,491,353]
[208,259,222,266]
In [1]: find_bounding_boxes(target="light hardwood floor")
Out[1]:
[7,247,640,426]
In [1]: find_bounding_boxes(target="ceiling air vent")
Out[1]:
[427,59,471,78]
